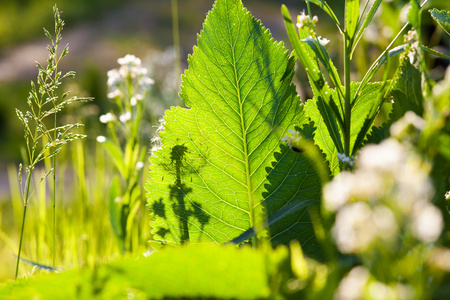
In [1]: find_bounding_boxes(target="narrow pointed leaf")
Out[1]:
[302,36,344,102]
[306,82,383,174]
[429,8,450,36]
[346,0,360,40]
[352,0,382,55]
[146,0,322,247]
[282,5,344,154]
[420,45,450,60]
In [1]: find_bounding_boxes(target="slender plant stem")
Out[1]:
[171,0,181,90]
[344,38,351,157]
[15,171,33,280]
[52,112,57,272]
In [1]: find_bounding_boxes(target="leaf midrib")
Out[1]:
[225,2,256,229]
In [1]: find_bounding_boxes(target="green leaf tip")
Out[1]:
[429,8,450,36]
[146,0,321,249]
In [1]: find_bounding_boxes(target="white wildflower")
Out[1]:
[429,248,450,271]
[372,205,398,238]
[130,97,137,107]
[349,169,384,201]
[99,112,115,123]
[118,54,141,67]
[337,153,354,166]
[119,111,131,123]
[296,12,318,29]
[335,266,369,300]
[357,139,405,173]
[136,161,144,170]
[333,202,376,253]
[96,136,107,143]
[368,282,397,299]
[411,203,443,243]
[446,191,450,200]
[281,129,302,149]
[317,36,330,46]
[296,12,308,29]
[390,111,426,140]
[333,202,397,254]
[139,76,155,87]
[404,29,418,45]
[322,172,353,211]
[107,69,121,88]
[107,88,122,99]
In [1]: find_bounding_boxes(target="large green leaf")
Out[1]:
[0,245,289,299]
[305,82,383,175]
[146,0,321,247]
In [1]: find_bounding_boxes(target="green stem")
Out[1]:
[15,171,33,280]
[344,37,351,157]
[52,112,56,272]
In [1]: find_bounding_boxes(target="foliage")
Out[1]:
[145,0,323,254]
[1,0,450,299]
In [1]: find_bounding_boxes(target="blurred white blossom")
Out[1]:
[136,161,145,170]
[411,203,443,243]
[119,112,131,123]
[96,136,106,143]
[357,139,404,172]
[333,202,397,253]
[390,111,425,139]
[322,172,353,211]
[324,133,442,254]
[335,266,369,300]
[99,112,115,123]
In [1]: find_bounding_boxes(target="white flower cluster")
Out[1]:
[324,137,443,253]
[296,12,318,29]
[98,54,155,131]
[281,129,302,150]
[404,29,419,45]
[335,266,413,300]
[107,54,155,100]
[336,153,355,167]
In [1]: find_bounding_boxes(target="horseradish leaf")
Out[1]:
[146,0,321,249]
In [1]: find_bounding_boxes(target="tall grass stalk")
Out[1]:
[14,6,89,279]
